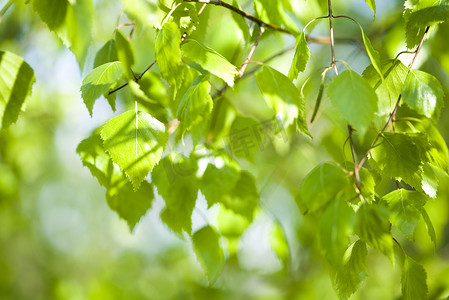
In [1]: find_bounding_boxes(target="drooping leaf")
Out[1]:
[299,162,349,214]
[80,62,124,115]
[369,132,430,190]
[106,180,154,231]
[256,66,309,135]
[93,39,119,68]
[360,27,383,80]
[33,0,93,68]
[253,0,297,33]
[231,0,251,42]
[288,31,310,80]
[334,240,368,300]
[199,160,259,220]
[176,75,213,139]
[100,110,168,190]
[362,59,408,124]
[155,21,185,90]
[355,203,393,262]
[319,198,356,267]
[383,189,428,241]
[402,257,428,300]
[181,39,237,87]
[270,222,290,266]
[401,70,444,119]
[115,30,135,79]
[151,153,198,234]
[192,225,224,285]
[421,208,436,247]
[0,51,35,129]
[364,0,376,14]
[326,70,378,136]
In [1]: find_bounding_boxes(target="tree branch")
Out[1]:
[183,0,292,34]
[108,60,157,95]
[358,26,431,169]
[238,25,265,77]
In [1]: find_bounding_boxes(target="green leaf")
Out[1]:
[253,0,297,32]
[402,257,428,300]
[401,70,444,119]
[115,30,135,80]
[231,0,250,42]
[364,0,376,14]
[106,181,154,231]
[217,205,250,239]
[270,222,290,266]
[256,66,309,135]
[355,203,393,261]
[33,0,93,68]
[93,39,119,68]
[192,225,224,285]
[319,198,356,267]
[334,240,368,300]
[181,39,237,87]
[299,162,349,214]
[421,208,436,247]
[326,70,378,136]
[100,110,168,190]
[383,189,427,241]
[80,62,124,116]
[151,154,198,234]
[288,31,310,80]
[360,27,382,80]
[155,21,185,89]
[176,75,213,139]
[369,132,430,190]
[199,161,259,220]
[404,3,449,48]
[362,59,408,124]
[0,51,35,129]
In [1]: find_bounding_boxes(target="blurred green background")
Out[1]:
[1,0,449,299]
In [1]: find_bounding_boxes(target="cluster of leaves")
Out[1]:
[1,0,449,298]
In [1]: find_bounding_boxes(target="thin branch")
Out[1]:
[108,60,157,95]
[358,26,431,169]
[183,0,292,34]
[0,0,13,23]
[238,25,265,77]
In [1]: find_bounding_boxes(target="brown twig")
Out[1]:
[358,26,431,169]
[238,25,265,77]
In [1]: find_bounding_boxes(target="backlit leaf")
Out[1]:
[0,51,35,129]
[360,27,383,80]
[231,0,250,42]
[270,222,290,266]
[402,257,428,300]
[288,31,310,80]
[181,39,237,87]
[80,62,124,116]
[326,70,378,136]
[115,30,135,80]
[192,225,224,284]
[101,110,168,190]
[93,39,118,68]
[383,189,427,241]
[364,0,376,14]
[421,208,436,246]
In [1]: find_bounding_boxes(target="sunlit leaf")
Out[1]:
[0,51,35,129]
[360,27,382,80]
[270,222,290,266]
[402,257,428,300]
[326,70,378,136]
[288,31,310,80]
[421,208,436,247]
[231,0,250,42]
[383,189,428,241]
[80,62,124,116]
[181,39,237,87]
[101,110,168,190]
[93,39,118,68]
[115,30,135,80]
[192,225,224,284]
[364,0,376,14]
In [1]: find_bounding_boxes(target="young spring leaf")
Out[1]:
[360,27,383,80]
[364,0,376,15]
[402,257,428,300]
[401,70,444,119]
[334,240,368,300]
[231,0,251,42]
[181,40,237,87]
[115,30,135,80]
[383,189,428,241]
[93,39,119,68]
[253,0,298,33]
[256,66,309,135]
[151,154,198,235]
[421,208,436,247]
[80,62,124,116]
[270,222,290,266]
[326,70,378,136]
[100,110,168,191]
[355,203,393,262]
[288,31,310,80]
[176,75,213,139]
[155,21,185,90]
[192,225,224,285]
[299,162,349,214]
[319,198,356,267]
[369,132,430,190]
[0,51,35,129]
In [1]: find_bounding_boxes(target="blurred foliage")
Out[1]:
[0,0,449,299]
